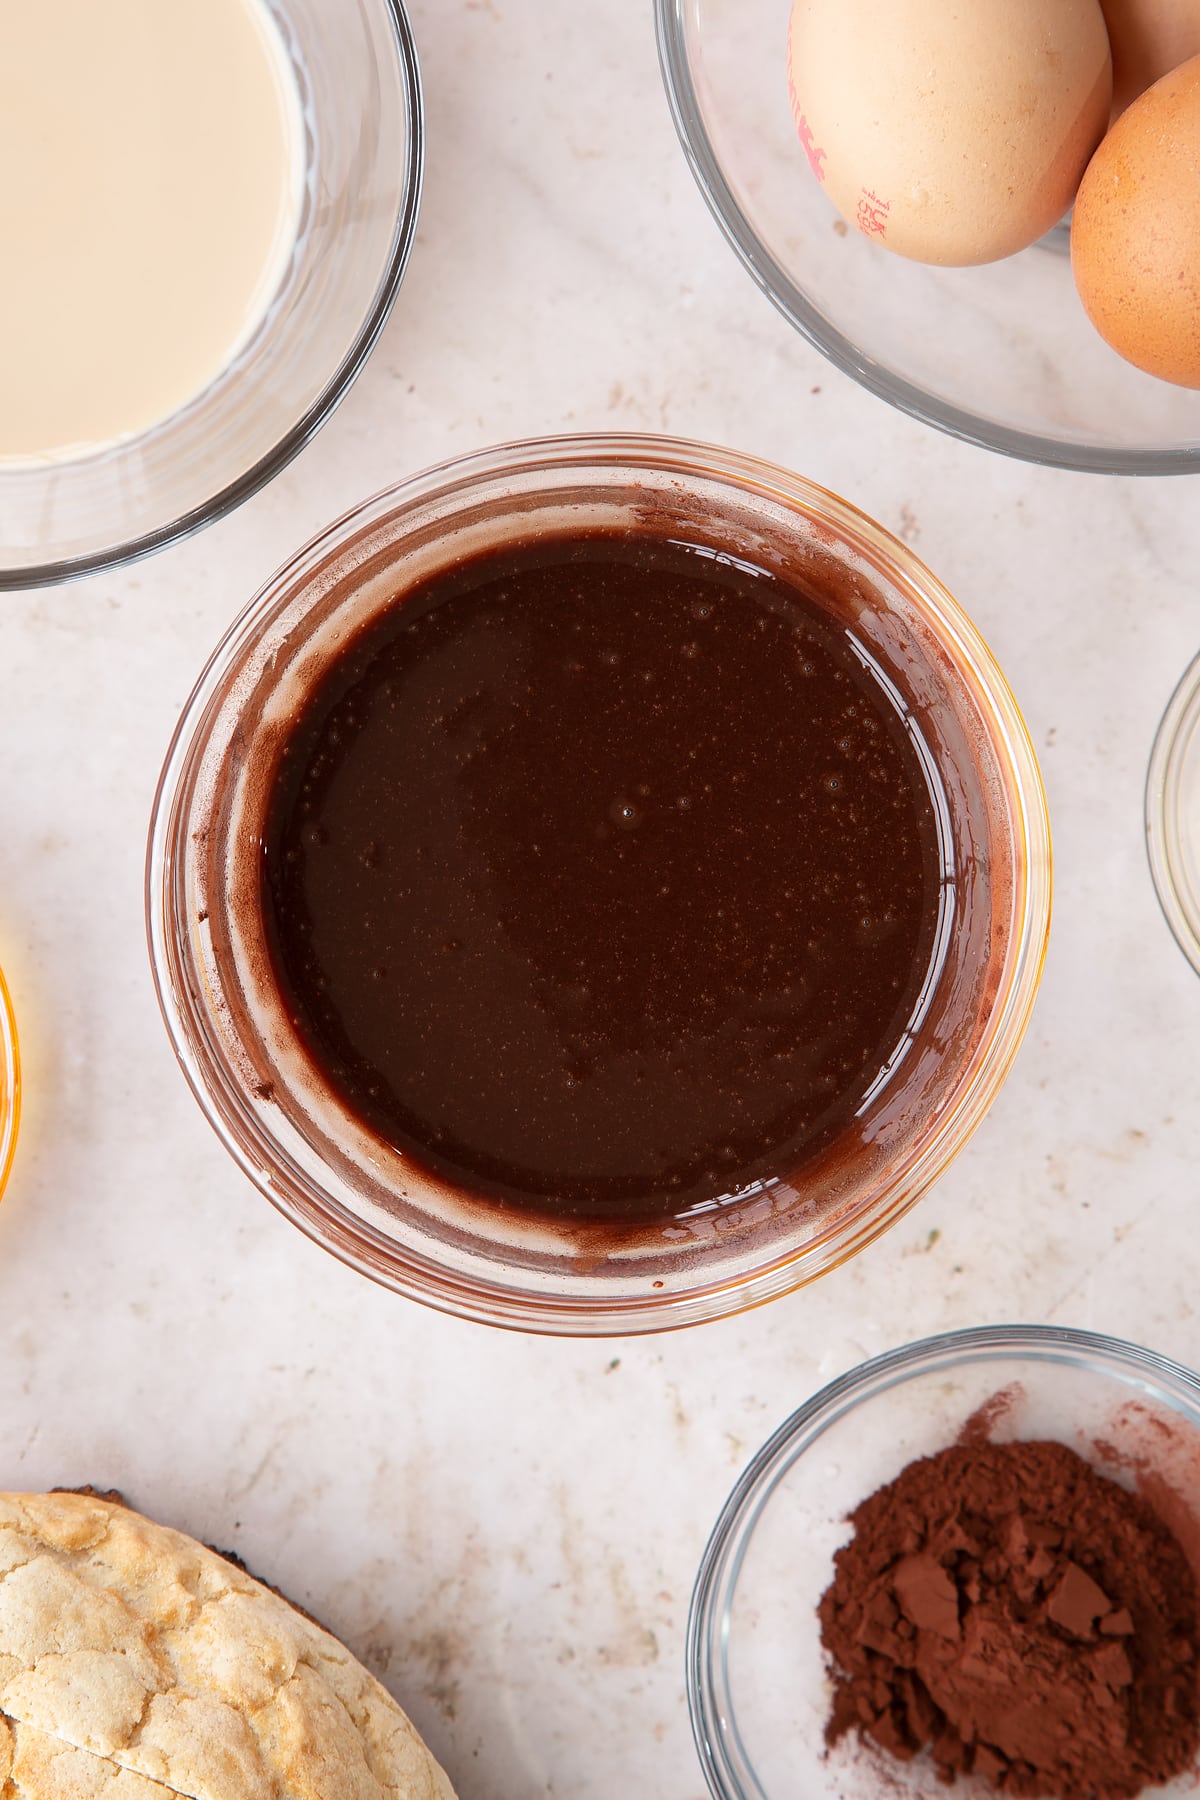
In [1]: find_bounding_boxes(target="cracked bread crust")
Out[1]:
[0,1492,455,1800]
[2,1715,180,1799]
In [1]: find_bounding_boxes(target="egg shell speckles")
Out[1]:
[1071,54,1200,387]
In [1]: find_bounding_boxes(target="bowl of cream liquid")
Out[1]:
[0,0,423,585]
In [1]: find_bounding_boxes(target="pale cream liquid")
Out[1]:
[0,0,304,464]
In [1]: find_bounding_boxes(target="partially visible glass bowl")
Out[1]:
[1147,649,1200,977]
[147,434,1050,1335]
[0,0,423,589]
[0,961,19,1204]
[655,0,1200,474]
[689,1325,1200,1799]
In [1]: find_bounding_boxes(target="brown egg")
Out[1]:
[1071,54,1200,386]
[786,0,1112,266]
[1099,0,1200,115]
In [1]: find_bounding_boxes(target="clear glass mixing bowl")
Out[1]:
[147,434,1050,1334]
[689,1325,1200,1798]
[0,0,423,589]
[0,961,19,1205]
[1147,649,1200,977]
[656,0,1200,474]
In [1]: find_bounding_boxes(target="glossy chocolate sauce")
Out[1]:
[260,531,943,1226]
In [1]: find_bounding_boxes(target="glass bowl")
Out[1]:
[689,1325,1200,1798]
[0,0,423,590]
[655,0,1200,474]
[146,433,1050,1335]
[0,961,17,1204]
[1147,649,1200,977]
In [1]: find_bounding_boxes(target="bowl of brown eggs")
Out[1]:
[657,0,1200,473]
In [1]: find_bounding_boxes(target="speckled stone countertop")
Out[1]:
[2,6,1199,1797]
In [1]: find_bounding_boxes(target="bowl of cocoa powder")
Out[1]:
[689,1326,1200,1799]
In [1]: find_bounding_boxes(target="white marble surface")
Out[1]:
[2,5,1200,1797]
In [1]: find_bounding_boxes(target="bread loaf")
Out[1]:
[0,1492,454,1800]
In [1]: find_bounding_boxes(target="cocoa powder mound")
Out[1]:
[818,1439,1200,1797]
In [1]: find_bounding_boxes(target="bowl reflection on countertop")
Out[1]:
[656,0,1200,473]
[147,434,1050,1335]
[689,1326,1200,1799]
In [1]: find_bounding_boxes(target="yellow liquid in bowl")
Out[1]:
[0,964,19,1203]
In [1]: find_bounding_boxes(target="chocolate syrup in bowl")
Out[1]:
[260,531,947,1228]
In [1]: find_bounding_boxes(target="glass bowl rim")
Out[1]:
[1146,646,1200,977]
[687,1322,1200,1799]
[0,961,19,1205]
[0,0,424,594]
[653,0,1200,478]
[146,430,1052,1336]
